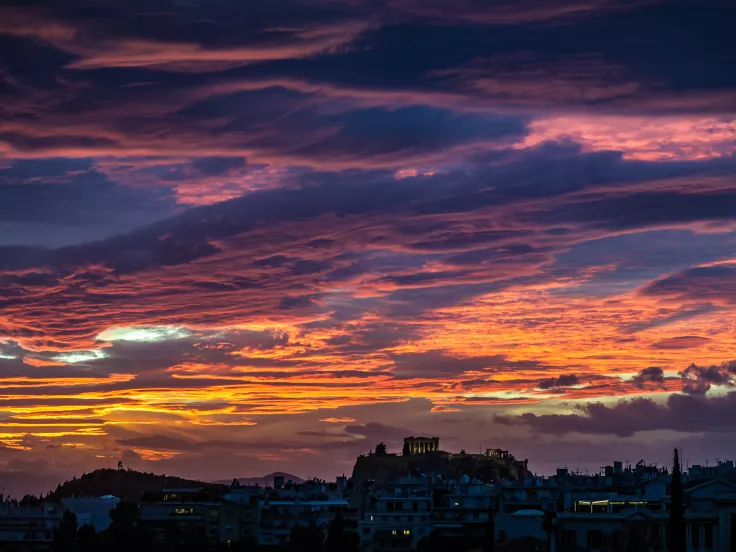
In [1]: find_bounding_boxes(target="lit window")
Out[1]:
[392,530,397,535]
[403,530,411,535]
[370,516,374,521]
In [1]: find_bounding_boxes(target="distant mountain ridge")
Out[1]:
[215,471,304,487]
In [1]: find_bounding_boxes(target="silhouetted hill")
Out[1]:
[352,451,531,486]
[216,471,304,487]
[47,469,227,503]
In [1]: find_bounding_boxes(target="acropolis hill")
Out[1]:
[351,437,531,486]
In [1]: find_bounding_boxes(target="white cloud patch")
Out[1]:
[97,326,191,343]
[53,349,108,364]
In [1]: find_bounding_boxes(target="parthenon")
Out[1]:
[487,448,510,459]
[403,436,440,455]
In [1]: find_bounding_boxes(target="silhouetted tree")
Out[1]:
[77,523,98,552]
[289,523,324,552]
[669,448,686,552]
[325,514,359,552]
[110,501,149,552]
[483,509,495,552]
[20,494,44,508]
[53,510,78,552]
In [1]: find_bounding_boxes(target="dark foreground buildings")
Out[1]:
[2,440,736,551]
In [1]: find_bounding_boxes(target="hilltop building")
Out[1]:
[403,437,440,455]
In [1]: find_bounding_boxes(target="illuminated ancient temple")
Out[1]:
[402,436,440,455]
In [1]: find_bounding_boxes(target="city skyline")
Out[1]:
[1,0,736,495]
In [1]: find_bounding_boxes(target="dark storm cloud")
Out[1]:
[679,361,736,396]
[278,295,318,311]
[532,188,736,232]
[262,1,736,117]
[390,351,505,377]
[551,231,736,294]
[325,322,421,354]
[641,265,736,305]
[0,0,733,174]
[378,0,651,24]
[622,304,723,334]
[190,157,247,176]
[1,140,733,350]
[538,374,580,390]
[344,422,414,443]
[0,0,370,71]
[389,350,545,379]
[496,387,736,437]
[0,159,177,246]
[631,366,665,388]
[652,336,712,350]
[7,144,721,274]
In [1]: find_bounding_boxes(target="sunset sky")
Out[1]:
[1,0,735,496]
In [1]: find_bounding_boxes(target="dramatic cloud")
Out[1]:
[652,336,712,350]
[0,0,735,486]
[641,265,736,306]
[538,374,580,390]
[631,366,665,389]
[496,385,736,437]
[679,360,736,396]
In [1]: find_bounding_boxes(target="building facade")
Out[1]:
[0,502,61,551]
[358,494,432,552]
